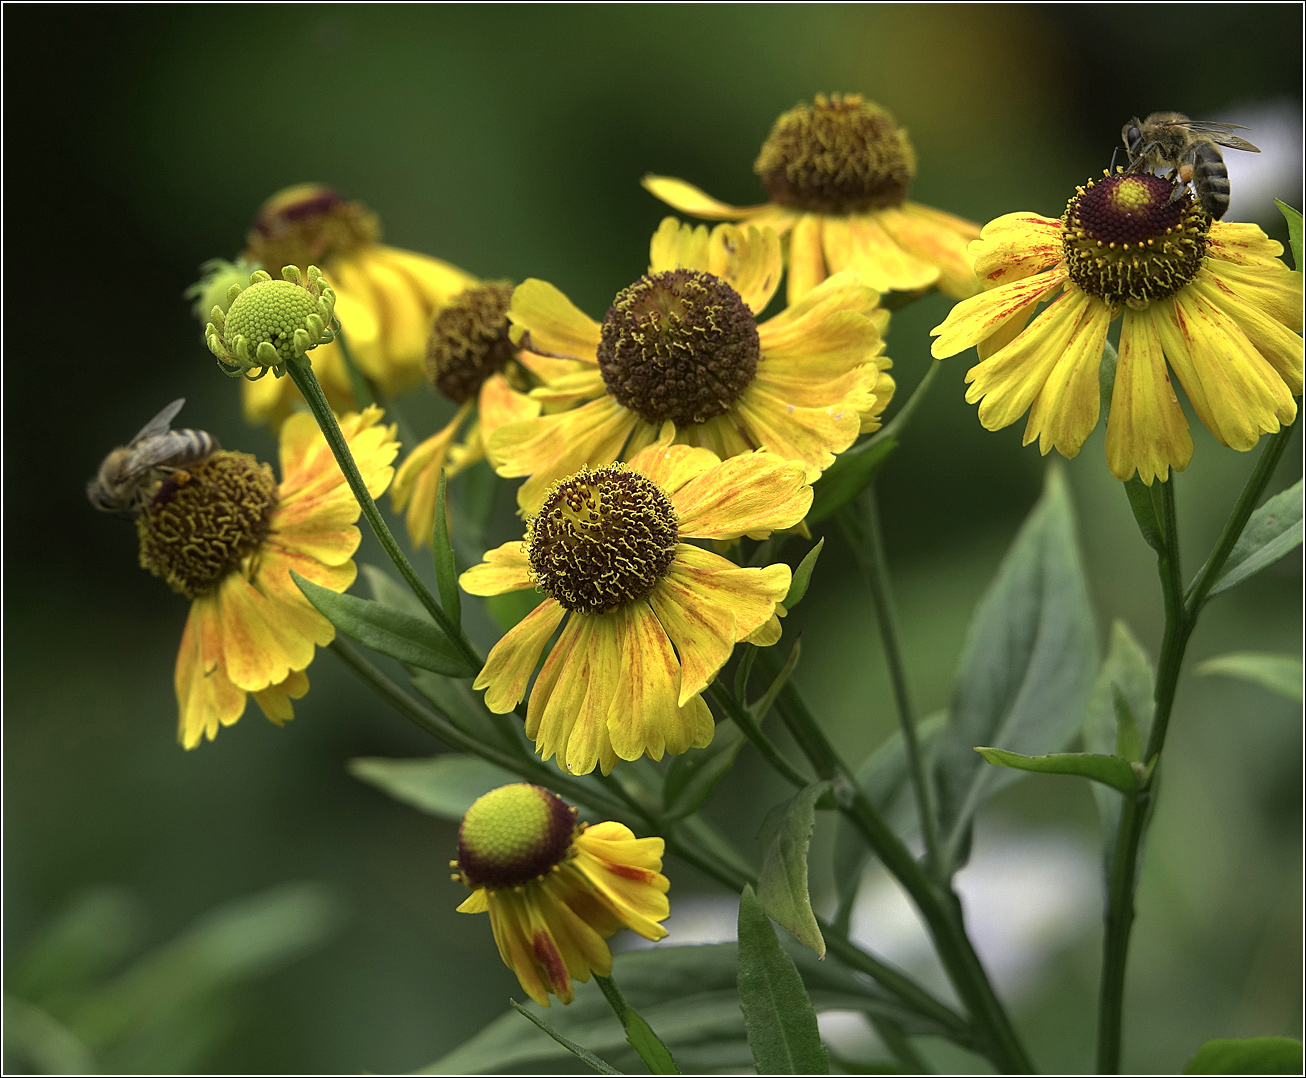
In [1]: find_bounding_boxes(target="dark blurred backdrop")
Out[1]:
[5,5,1302,1073]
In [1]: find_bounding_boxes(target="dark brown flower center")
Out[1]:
[597,269,758,427]
[457,784,578,891]
[1062,173,1210,308]
[136,451,278,599]
[427,281,517,404]
[243,184,379,272]
[754,93,916,214]
[527,465,679,614]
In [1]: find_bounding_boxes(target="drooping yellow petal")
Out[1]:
[390,403,471,548]
[931,268,1068,359]
[640,174,762,220]
[673,453,812,539]
[216,570,314,692]
[760,270,883,350]
[859,369,897,433]
[733,383,863,479]
[706,224,783,315]
[176,596,246,750]
[1191,270,1304,394]
[525,610,586,744]
[456,888,489,914]
[565,615,623,775]
[251,545,343,647]
[746,613,783,647]
[1022,294,1113,457]
[648,217,710,274]
[628,427,720,495]
[756,309,885,406]
[571,823,670,939]
[460,541,534,596]
[963,289,1097,433]
[607,601,682,762]
[879,203,981,299]
[487,890,558,1006]
[508,279,601,360]
[787,214,827,304]
[969,212,1063,290]
[252,667,310,726]
[474,598,566,714]
[531,874,614,979]
[829,213,939,294]
[370,245,478,310]
[1106,309,1193,484]
[478,372,543,439]
[531,616,595,764]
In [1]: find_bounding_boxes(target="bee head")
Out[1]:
[1121,119,1143,155]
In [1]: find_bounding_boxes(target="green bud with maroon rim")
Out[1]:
[457,784,578,891]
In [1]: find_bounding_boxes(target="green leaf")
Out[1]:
[509,1000,623,1075]
[1083,621,1156,883]
[594,975,679,1075]
[785,538,825,608]
[1124,477,1166,553]
[974,748,1136,794]
[348,754,518,820]
[757,782,831,958]
[1112,687,1142,762]
[750,637,801,722]
[1202,480,1303,598]
[293,571,476,677]
[361,563,429,620]
[1185,1035,1304,1074]
[737,885,830,1075]
[1276,199,1303,270]
[424,941,943,1074]
[933,465,1099,872]
[1196,652,1304,702]
[662,722,745,821]
[3,997,98,1075]
[1098,338,1119,424]
[832,714,947,930]
[808,436,897,524]
[431,469,462,625]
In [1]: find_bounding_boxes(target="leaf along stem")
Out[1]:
[333,326,375,408]
[1097,422,1295,1073]
[285,359,481,672]
[706,682,813,790]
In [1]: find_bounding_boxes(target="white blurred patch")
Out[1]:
[1213,100,1303,226]
[615,893,737,951]
[849,823,1100,1001]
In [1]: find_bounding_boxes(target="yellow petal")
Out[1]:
[679,693,716,750]
[1106,309,1193,484]
[371,245,477,308]
[707,224,783,315]
[456,888,489,914]
[525,611,585,744]
[252,667,309,726]
[756,310,886,406]
[461,541,533,596]
[629,434,720,495]
[787,214,827,304]
[649,217,710,274]
[640,174,761,220]
[673,453,813,539]
[969,212,1064,290]
[1191,269,1303,393]
[931,268,1068,359]
[879,203,980,299]
[829,213,939,293]
[479,372,543,438]
[732,384,862,479]
[760,270,883,351]
[531,616,595,763]
[745,613,783,647]
[390,404,471,547]
[474,598,566,714]
[1207,221,1289,268]
[217,570,313,692]
[565,615,622,775]
[607,601,682,761]
[508,279,601,360]
[175,596,246,750]
[251,546,341,649]
[1022,295,1113,457]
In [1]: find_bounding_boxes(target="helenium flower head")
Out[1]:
[205,265,337,379]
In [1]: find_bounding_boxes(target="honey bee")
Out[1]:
[1120,111,1260,220]
[87,399,221,517]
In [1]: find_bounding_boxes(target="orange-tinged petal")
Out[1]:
[832,213,939,293]
[787,214,827,304]
[460,541,534,596]
[1106,309,1192,484]
[532,875,613,978]
[532,615,595,763]
[216,570,313,692]
[176,596,246,749]
[1190,270,1303,393]
[1207,221,1288,268]
[607,600,682,761]
[880,203,980,299]
[970,212,1063,290]
[932,268,1068,358]
[706,224,783,315]
[479,372,543,439]
[525,611,585,743]
[565,615,622,775]
[761,270,883,350]
[732,384,862,479]
[390,404,470,547]
[252,546,342,646]
[252,667,309,726]
[508,279,601,360]
[487,891,556,1006]
[649,217,710,273]
[628,426,720,494]
[673,453,812,539]
[474,598,566,714]
[1022,295,1113,457]
[640,174,762,220]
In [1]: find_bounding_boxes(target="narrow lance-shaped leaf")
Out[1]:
[594,976,679,1075]
[736,885,829,1075]
[933,464,1098,873]
[509,1002,622,1075]
[348,755,519,821]
[1201,479,1303,598]
[974,748,1137,795]
[293,571,476,678]
[662,722,744,822]
[757,781,832,958]
[1276,198,1303,270]
[784,538,824,608]
[807,436,896,524]
[1185,1035,1303,1075]
[432,469,461,625]
[1195,652,1304,703]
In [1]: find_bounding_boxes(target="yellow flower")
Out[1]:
[453,783,670,1006]
[134,407,399,748]
[489,217,893,514]
[239,184,477,428]
[390,281,542,547]
[461,432,812,774]
[644,94,981,303]
[931,172,1303,484]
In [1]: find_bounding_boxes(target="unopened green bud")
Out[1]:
[185,258,264,323]
[205,265,337,380]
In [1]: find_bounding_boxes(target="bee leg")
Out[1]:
[1167,148,1197,204]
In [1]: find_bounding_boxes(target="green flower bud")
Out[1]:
[185,257,264,324]
[205,265,337,380]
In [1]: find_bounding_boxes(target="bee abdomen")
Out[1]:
[1191,143,1231,219]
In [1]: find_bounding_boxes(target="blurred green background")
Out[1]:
[5,5,1301,1073]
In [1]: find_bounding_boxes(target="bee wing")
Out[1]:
[128,398,186,446]
[1182,121,1261,152]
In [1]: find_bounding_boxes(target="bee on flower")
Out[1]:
[216,184,478,428]
[930,171,1303,483]
[644,94,982,303]
[488,217,893,514]
[462,429,812,775]
[453,784,670,1006]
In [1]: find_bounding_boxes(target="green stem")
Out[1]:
[869,1015,934,1074]
[762,658,1033,1073]
[333,327,375,409]
[286,359,480,671]
[1097,424,1295,1073]
[877,358,941,444]
[706,682,813,790]
[838,492,942,872]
